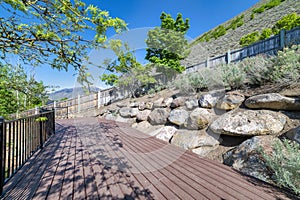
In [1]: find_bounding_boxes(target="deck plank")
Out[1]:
[1,117,298,200]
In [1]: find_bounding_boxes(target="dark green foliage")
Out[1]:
[273,13,300,34]
[259,28,273,40]
[250,13,255,20]
[211,25,227,39]
[227,15,244,30]
[252,0,285,15]
[145,12,190,74]
[239,32,260,46]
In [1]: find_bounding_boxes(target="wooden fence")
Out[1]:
[185,26,300,73]
[9,27,300,120]
[0,110,55,194]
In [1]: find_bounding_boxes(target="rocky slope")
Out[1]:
[183,0,300,67]
[97,83,300,190]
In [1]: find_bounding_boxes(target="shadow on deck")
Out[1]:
[1,117,298,200]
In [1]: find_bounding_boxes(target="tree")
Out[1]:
[145,12,190,78]
[0,63,48,117]
[101,40,156,97]
[0,0,126,71]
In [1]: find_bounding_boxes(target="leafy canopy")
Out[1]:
[0,0,126,71]
[145,12,190,74]
[0,63,48,117]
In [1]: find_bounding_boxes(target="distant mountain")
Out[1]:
[49,87,100,101]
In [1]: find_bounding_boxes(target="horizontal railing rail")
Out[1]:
[0,110,55,195]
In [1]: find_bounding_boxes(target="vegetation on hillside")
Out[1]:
[251,0,286,19]
[191,15,244,44]
[171,45,300,93]
[240,13,300,46]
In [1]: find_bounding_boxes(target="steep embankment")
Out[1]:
[183,0,300,67]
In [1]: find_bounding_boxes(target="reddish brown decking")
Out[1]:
[1,117,297,200]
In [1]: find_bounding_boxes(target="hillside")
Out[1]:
[183,0,300,67]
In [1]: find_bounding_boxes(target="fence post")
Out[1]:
[280,29,286,49]
[77,94,81,113]
[52,109,55,135]
[98,91,101,109]
[226,49,231,64]
[39,113,43,149]
[206,57,210,68]
[0,117,5,195]
[35,107,39,115]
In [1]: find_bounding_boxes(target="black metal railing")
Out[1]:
[0,110,55,194]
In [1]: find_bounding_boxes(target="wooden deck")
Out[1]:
[1,117,298,200]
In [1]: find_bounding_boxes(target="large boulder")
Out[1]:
[216,91,245,110]
[153,98,164,108]
[162,97,173,107]
[285,126,300,144]
[185,98,199,110]
[171,129,220,150]
[168,109,189,126]
[199,90,224,108]
[223,135,280,182]
[119,107,139,118]
[148,108,170,125]
[136,110,152,121]
[245,93,300,111]
[209,109,287,136]
[132,121,152,132]
[184,108,215,130]
[149,126,177,142]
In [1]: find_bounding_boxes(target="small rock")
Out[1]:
[116,103,127,108]
[168,109,189,126]
[132,121,152,131]
[209,109,287,136]
[199,90,224,108]
[216,91,245,110]
[148,108,170,125]
[162,97,173,107]
[153,98,164,108]
[285,126,300,144]
[129,102,139,108]
[185,98,199,110]
[170,97,186,108]
[184,108,214,130]
[136,110,151,121]
[149,126,177,142]
[119,107,138,118]
[245,93,300,111]
[171,129,220,150]
[279,83,300,97]
[138,102,146,110]
[145,102,154,110]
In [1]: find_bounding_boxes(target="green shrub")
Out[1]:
[252,7,265,14]
[240,56,272,85]
[273,13,300,34]
[271,45,300,83]
[240,31,260,46]
[212,25,227,39]
[227,15,244,30]
[171,69,208,94]
[218,63,246,89]
[259,28,273,40]
[261,139,300,195]
[250,13,255,20]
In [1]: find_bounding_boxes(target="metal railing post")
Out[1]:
[0,117,5,195]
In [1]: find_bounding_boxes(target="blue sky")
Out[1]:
[31,0,260,90]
